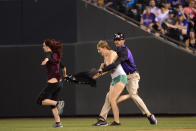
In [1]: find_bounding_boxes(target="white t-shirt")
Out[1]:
[105,61,126,79]
[151,6,159,14]
[155,11,169,24]
[157,9,169,15]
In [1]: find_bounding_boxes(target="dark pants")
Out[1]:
[36,82,61,106]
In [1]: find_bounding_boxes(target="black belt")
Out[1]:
[127,70,138,75]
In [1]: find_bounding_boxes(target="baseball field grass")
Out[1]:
[0,117,196,131]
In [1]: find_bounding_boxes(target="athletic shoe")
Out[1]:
[52,122,63,128]
[110,121,121,126]
[93,120,108,126]
[147,114,157,125]
[57,101,64,115]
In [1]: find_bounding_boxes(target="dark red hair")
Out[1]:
[44,39,63,59]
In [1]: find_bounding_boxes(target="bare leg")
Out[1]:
[42,99,57,106]
[109,83,125,123]
[52,107,60,122]
[117,94,131,103]
[99,94,131,120]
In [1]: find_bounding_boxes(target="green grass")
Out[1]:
[0,117,196,131]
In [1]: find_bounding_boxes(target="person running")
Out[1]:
[36,39,66,128]
[93,33,157,126]
[93,40,127,126]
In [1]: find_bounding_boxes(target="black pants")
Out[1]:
[37,82,61,105]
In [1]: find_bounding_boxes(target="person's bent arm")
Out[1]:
[105,2,113,7]
[41,52,52,65]
[140,17,144,26]
[41,58,49,65]
[60,61,67,77]
[166,22,177,28]
[102,48,128,73]
[176,24,187,30]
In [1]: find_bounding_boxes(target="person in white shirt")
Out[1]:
[155,5,169,34]
[143,0,159,16]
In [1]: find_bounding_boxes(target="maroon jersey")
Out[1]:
[45,53,61,81]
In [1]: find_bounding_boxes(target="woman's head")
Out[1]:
[43,39,63,59]
[97,40,110,56]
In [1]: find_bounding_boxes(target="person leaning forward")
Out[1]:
[93,33,157,126]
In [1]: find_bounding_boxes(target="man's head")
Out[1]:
[168,10,175,18]
[113,33,125,48]
[149,0,156,7]
[163,2,171,9]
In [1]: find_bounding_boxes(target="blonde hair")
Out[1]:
[97,40,111,50]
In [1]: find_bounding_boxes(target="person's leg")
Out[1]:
[117,94,131,103]
[100,91,132,120]
[126,72,151,116]
[99,92,111,120]
[51,85,64,115]
[126,72,157,124]
[50,83,64,127]
[52,107,60,122]
[109,82,125,123]
[93,92,110,126]
[51,107,63,128]
[41,98,64,116]
[42,99,57,106]
[39,83,64,127]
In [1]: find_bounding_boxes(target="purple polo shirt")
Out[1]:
[118,44,137,74]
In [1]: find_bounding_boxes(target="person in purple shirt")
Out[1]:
[93,33,157,126]
[140,6,156,32]
[37,39,66,128]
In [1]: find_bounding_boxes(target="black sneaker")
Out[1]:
[52,122,63,128]
[147,114,157,125]
[93,120,108,126]
[110,121,120,126]
[57,101,64,115]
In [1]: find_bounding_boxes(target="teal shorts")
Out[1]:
[110,75,127,86]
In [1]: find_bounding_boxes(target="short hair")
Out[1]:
[97,40,111,50]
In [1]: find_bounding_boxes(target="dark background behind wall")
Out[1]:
[0,0,195,117]
[0,0,77,44]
